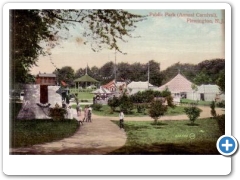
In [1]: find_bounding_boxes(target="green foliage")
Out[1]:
[55,66,75,86]
[10,10,145,85]
[184,106,202,124]
[216,100,225,108]
[10,119,79,148]
[210,101,217,117]
[135,103,147,113]
[160,59,225,86]
[91,103,103,111]
[110,118,222,155]
[108,96,120,111]
[49,104,67,121]
[215,114,225,134]
[119,93,134,114]
[216,70,225,93]
[148,100,168,123]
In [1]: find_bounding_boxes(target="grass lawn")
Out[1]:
[70,89,94,100]
[91,105,186,117]
[180,99,212,106]
[10,119,79,148]
[10,102,80,148]
[109,118,223,155]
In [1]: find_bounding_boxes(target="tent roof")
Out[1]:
[74,74,98,83]
[159,73,193,93]
[127,81,153,89]
[91,87,112,94]
[196,84,221,93]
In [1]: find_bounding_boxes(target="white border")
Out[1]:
[3,3,231,175]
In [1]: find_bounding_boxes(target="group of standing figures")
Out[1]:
[76,103,92,122]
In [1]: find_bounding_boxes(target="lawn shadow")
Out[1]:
[151,122,168,126]
[185,123,200,126]
[108,142,220,155]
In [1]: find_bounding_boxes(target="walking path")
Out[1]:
[10,106,224,155]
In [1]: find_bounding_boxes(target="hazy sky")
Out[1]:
[30,9,225,75]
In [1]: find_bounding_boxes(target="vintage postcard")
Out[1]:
[3,2,232,175]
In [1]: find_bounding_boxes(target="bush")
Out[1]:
[49,104,67,121]
[119,93,134,114]
[216,114,225,134]
[210,101,216,117]
[216,100,225,108]
[135,103,147,113]
[91,103,103,111]
[148,100,167,124]
[184,105,202,125]
[108,96,120,111]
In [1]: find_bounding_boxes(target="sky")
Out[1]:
[30,9,225,75]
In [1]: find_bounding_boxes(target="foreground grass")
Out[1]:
[92,105,186,117]
[109,118,223,155]
[10,119,79,148]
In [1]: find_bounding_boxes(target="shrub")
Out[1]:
[210,101,217,117]
[49,103,67,121]
[148,100,167,124]
[91,103,103,111]
[108,96,120,111]
[216,100,225,108]
[216,114,225,134]
[184,105,202,125]
[135,103,147,113]
[119,93,134,114]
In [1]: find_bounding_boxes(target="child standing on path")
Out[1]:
[119,110,124,129]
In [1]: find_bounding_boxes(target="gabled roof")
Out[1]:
[74,74,98,83]
[37,73,56,78]
[91,87,112,94]
[159,73,193,93]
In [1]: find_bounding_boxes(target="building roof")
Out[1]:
[196,84,221,93]
[159,73,193,93]
[91,86,112,94]
[37,73,56,78]
[74,74,98,83]
[127,81,153,89]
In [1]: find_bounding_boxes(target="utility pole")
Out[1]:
[148,61,150,89]
[114,49,117,81]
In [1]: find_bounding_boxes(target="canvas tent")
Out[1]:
[127,81,158,95]
[159,73,193,97]
[186,84,225,101]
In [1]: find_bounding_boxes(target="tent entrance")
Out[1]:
[200,93,205,101]
[40,85,48,104]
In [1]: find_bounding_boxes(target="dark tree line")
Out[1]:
[56,58,225,90]
[160,59,225,88]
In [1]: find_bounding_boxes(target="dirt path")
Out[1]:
[10,106,224,155]
[10,113,127,155]
[94,106,225,121]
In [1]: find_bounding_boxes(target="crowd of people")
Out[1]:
[62,100,124,129]
[62,100,92,123]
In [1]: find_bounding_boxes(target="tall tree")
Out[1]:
[10,9,145,86]
[55,66,75,86]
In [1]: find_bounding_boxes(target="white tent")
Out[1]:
[187,84,225,101]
